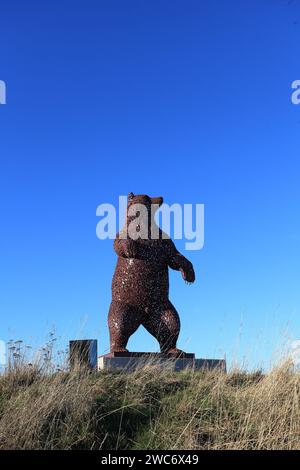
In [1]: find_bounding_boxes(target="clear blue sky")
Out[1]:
[0,0,299,369]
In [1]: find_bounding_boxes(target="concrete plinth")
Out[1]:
[98,352,226,372]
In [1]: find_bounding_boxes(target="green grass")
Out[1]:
[0,358,299,450]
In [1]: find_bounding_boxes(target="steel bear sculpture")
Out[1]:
[108,193,195,355]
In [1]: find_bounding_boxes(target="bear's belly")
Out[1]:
[112,257,169,306]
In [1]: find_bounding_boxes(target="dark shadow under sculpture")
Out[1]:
[108,193,195,356]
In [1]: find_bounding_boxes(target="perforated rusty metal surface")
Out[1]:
[108,193,195,355]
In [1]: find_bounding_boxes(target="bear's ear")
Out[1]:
[151,196,163,207]
[128,192,135,201]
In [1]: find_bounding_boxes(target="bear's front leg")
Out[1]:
[180,261,195,284]
[165,239,195,283]
[114,237,139,258]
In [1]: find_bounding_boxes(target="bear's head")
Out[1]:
[127,192,163,210]
[126,193,163,235]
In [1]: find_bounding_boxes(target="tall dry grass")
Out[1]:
[0,349,300,450]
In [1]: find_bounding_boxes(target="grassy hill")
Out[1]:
[0,356,299,450]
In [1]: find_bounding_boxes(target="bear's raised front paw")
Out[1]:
[180,267,195,283]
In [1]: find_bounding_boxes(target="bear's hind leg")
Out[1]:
[108,302,141,353]
[142,302,182,354]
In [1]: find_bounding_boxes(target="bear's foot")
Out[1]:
[111,347,129,354]
[164,347,185,357]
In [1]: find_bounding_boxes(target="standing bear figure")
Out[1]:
[108,193,195,355]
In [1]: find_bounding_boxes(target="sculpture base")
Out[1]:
[98,352,226,372]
